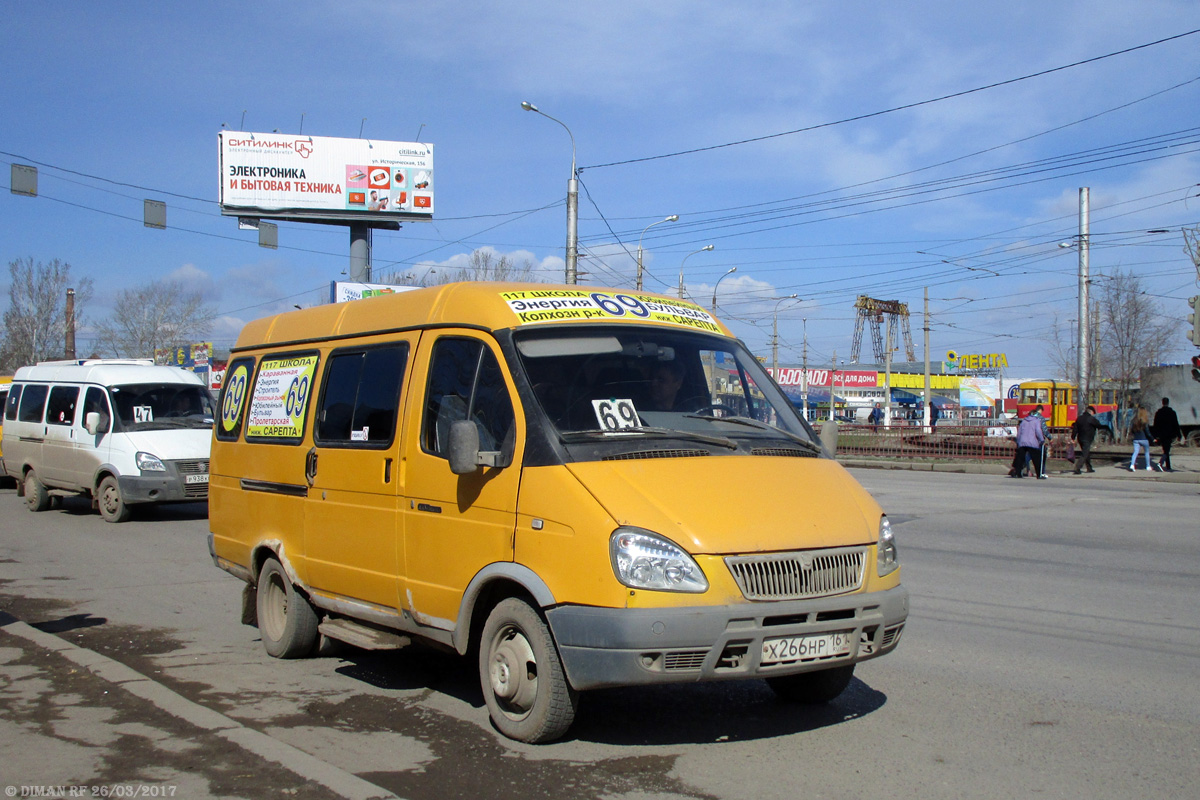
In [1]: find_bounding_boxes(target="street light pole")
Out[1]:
[770,294,799,376]
[678,244,714,300]
[1078,187,1090,415]
[522,101,579,284]
[637,215,678,292]
[711,266,737,309]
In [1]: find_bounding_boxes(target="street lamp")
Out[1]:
[771,294,800,375]
[710,266,737,309]
[637,215,678,292]
[678,244,714,299]
[522,101,579,284]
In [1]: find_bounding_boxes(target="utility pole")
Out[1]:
[831,349,838,421]
[1078,187,1090,415]
[923,287,930,431]
[802,318,808,421]
[884,315,893,427]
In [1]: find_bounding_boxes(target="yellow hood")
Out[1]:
[566,455,882,555]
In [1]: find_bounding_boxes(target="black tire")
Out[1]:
[97,475,131,523]
[24,471,50,512]
[479,597,577,743]
[766,664,855,704]
[256,557,318,659]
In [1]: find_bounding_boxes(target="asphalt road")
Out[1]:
[1,468,1198,800]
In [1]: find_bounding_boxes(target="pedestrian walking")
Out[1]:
[1128,406,1154,471]
[1152,397,1182,471]
[1071,404,1106,474]
[1009,405,1047,479]
[868,402,883,432]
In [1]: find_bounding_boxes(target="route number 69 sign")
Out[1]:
[592,398,639,430]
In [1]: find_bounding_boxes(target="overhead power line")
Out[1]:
[581,29,1200,171]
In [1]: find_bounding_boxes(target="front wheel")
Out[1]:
[24,471,50,512]
[97,475,132,523]
[479,598,577,743]
[766,664,855,704]
[256,557,318,658]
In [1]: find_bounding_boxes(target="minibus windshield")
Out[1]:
[513,327,817,450]
[110,384,215,431]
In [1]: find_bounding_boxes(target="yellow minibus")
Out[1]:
[208,282,907,742]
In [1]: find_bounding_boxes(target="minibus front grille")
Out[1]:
[725,547,866,601]
[602,449,709,461]
[174,459,210,498]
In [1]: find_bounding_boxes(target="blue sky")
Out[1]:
[3,1,1199,375]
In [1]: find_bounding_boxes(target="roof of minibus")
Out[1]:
[13,361,205,387]
[232,282,736,351]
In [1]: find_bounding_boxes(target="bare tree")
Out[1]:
[382,248,540,287]
[1,257,94,371]
[1093,268,1177,422]
[93,280,215,358]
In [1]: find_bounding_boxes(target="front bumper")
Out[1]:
[547,584,908,690]
[116,460,208,504]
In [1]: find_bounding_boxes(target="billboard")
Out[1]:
[218,132,434,223]
[330,281,419,303]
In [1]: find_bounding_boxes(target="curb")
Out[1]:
[836,458,1200,483]
[0,613,400,800]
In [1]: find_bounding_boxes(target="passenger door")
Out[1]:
[402,333,523,629]
[41,385,81,487]
[304,340,413,611]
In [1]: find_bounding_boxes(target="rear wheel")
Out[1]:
[256,557,318,658]
[24,471,50,512]
[479,598,577,743]
[97,475,131,523]
[766,664,855,703]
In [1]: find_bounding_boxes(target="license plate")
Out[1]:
[185,474,209,484]
[761,631,855,665]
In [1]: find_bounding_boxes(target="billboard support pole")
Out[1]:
[350,223,372,282]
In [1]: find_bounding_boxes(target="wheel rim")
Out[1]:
[261,571,288,641]
[100,483,120,516]
[488,624,538,718]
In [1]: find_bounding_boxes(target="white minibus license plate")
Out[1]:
[761,631,854,664]
[185,474,209,484]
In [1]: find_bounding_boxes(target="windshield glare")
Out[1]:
[514,327,814,445]
[110,384,215,431]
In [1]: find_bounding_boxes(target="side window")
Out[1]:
[5,385,22,421]
[422,338,515,461]
[244,353,319,445]
[83,387,111,433]
[216,357,255,442]
[18,384,49,423]
[315,344,409,446]
[46,386,81,426]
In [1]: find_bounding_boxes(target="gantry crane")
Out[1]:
[850,296,916,364]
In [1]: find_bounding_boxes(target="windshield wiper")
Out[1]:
[682,415,822,452]
[560,426,738,450]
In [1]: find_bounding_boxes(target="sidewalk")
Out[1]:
[837,448,1200,483]
[0,611,396,800]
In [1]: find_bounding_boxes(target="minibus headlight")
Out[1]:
[610,528,708,593]
[136,452,166,472]
[877,515,899,577]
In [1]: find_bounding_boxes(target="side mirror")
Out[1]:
[448,419,502,475]
[85,412,101,435]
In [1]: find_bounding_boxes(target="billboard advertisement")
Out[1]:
[330,281,419,303]
[218,132,434,223]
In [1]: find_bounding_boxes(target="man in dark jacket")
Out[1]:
[1071,405,1106,474]
[1152,397,1182,471]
